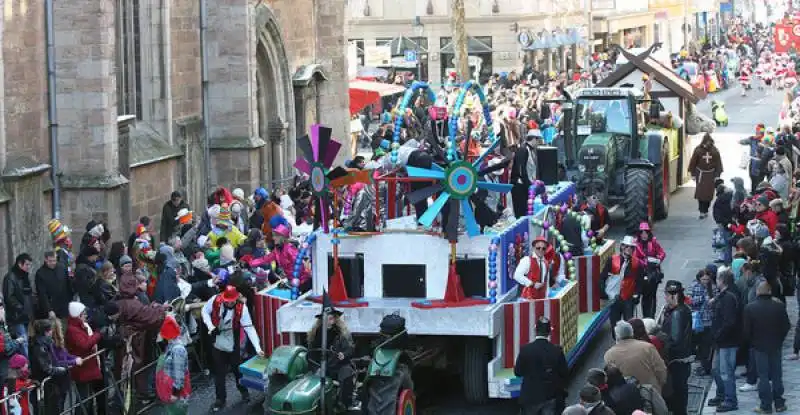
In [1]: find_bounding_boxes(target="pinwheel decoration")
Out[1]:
[293,124,341,233]
[406,137,512,239]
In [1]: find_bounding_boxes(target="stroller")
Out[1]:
[711,100,728,127]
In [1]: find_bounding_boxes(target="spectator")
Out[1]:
[743,281,790,413]
[578,385,615,415]
[153,248,181,304]
[73,246,101,317]
[161,191,190,243]
[604,364,644,415]
[30,320,70,411]
[562,405,589,415]
[128,216,152,257]
[690,269,718,375]
[3,253,34,356]
[708,268,741,412]
[34,251,73,320]
[660,280,693,415]
[6,354,33,415]
[604,320,667,394]
[107,241,127,271]
[66,301,105,415]
[49,317,80,415]
[0,297,22,392]
[514,317,569,414]
[156,315,191,413]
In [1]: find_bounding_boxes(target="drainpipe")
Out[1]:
[45,0,61,218]
[200,0,212,192]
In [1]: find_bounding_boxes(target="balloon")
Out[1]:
[563,252,573,261]
[488,280,498,289]
[542,221,550,229]
[291,278,300,287]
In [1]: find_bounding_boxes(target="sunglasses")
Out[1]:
[534,245,548,251]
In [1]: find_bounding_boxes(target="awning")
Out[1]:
[440,37,493,54]
[378,36,427,55]
[348,81,406,115]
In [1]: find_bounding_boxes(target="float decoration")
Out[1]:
[307,228,370,307]
[488,237,500,304]
[392,82,438,165]
[293,124,342,233]
[290,231,317,299]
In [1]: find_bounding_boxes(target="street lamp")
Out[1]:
[413,16,425,81]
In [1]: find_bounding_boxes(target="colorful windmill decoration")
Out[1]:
[405,81,513,240]
[293,124,343,233]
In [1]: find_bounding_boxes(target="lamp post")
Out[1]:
[413,16,425,81]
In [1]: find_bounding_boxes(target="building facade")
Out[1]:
[0,0,349,274]
[346,0,586,84]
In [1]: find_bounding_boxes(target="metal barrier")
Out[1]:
[0,332,210,415]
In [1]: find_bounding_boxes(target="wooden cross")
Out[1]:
[702,152,712,164]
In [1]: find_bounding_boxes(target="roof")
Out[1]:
[597,48,706,104]
[378,36,427,55]
[440,37,493,54]
[349,80,406,97]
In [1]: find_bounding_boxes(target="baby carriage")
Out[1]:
[712,226,731,264]
[711,100,728,126]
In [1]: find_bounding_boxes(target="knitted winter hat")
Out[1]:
[191,257,210,273]
[160,315,181,341]
[232,188,245,201]
[48,219,70,243]
[68,302,86,318]
[135,223,148,237]
[757,195,770,206]
[9,354,27,370]
[119,255,133,266]
[217,203,232,222]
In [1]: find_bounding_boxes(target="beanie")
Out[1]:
[119,255,133,266]
[69,302,86,318]
[9,354,27,370]
[757,195,769,206]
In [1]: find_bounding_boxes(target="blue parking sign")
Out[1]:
[404,50,417,63]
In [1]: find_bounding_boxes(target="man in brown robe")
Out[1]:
[688,133,723,219]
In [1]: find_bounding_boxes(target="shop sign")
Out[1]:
[518,31,534,48]
[364,46,391,67]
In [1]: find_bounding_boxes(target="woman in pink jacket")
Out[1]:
[634,222,666,319]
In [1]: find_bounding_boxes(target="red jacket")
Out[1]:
[609,255,640,301]
[65,317,103,382]
[755,209,778,234]
[634,238,666,264]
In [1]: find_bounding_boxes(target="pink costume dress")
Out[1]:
[250,243,310,286]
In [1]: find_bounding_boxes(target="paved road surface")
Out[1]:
[178,87,781,414]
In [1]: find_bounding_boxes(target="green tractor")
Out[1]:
[557,87,672,233]
[263,335,415,414]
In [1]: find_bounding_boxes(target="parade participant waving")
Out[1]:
[514,236,566,301]
[634,222,666,318]
[201,285,264,412]
[600,236,642,338]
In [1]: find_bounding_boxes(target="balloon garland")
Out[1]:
[488,237,500,304]
[530,207,577,279]
[290,231,319,300]
[448,80,497,162]
[391,81,437,165]
[527,181,548,216]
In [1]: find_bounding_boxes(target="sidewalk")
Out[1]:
[701,296,799,414]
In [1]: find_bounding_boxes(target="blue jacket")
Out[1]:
[739,136,762,177]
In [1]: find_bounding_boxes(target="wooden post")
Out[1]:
[450,0,470,81]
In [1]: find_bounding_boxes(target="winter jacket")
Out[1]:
[711,288,740,348]
[606,381,644,415]
[116,273,167,336]
[2,265,33,326]
[660,303,693,360]
[739,136,763,177]
[0,325,21,387]
[160,199,190,243]
[604,339,667,394]
[633,238,666,264]
[755,209,779,234]
[743,295,790,352]
[73,255,100,311]
[153,247,181,305]
[65,317,103,382]
[34,262,73,319]
[30,335,68,381]
[712,187,734,225]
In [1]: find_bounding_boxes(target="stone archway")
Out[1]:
[254,4,296,189]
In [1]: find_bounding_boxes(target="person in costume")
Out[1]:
[579,194,611,243]
[600,236,642,338]
[688,133,723,219]
[155,315,191,415]
[513,236,566,301]
[48,219,75,274]
[253,188,283,244]
[201,285,263,412]
[206,204,247,249]
[510,126,541,218]
[250,225,311,291]
[633,222,666,319]
[307,301,356,410]
[740,124,767,194]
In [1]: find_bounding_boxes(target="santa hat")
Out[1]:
[48,218,71,243]
[160,315,181,341]
[68,301,86,318]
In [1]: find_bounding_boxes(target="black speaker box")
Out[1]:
[536,146,558,185]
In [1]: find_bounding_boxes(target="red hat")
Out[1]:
[532,236,550,247]
[221,285,239,303]
[9,354,27,370]
[160,315,181,340]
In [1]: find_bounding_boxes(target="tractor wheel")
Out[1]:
[653,142,670,221]
[462,337,490,405]
[366,364,414,415]
[263,375,289,414]
[624,168,654,234]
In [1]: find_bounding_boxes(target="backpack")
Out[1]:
[155,346,191,403]
[638,383,669,415]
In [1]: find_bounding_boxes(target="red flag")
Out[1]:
[328,263,349,302]
[443,263,466,303]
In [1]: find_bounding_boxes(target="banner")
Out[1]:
[775,23,800,53]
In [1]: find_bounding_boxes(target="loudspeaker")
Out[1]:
[537,146,558,185]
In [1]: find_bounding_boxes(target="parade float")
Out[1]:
[241,82,615,413]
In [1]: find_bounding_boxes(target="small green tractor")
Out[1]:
[556,87,672,233]
[263,337,415,414]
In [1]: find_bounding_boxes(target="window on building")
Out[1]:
[116,0,142,119]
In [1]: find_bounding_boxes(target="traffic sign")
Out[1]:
[404,50,417,63]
